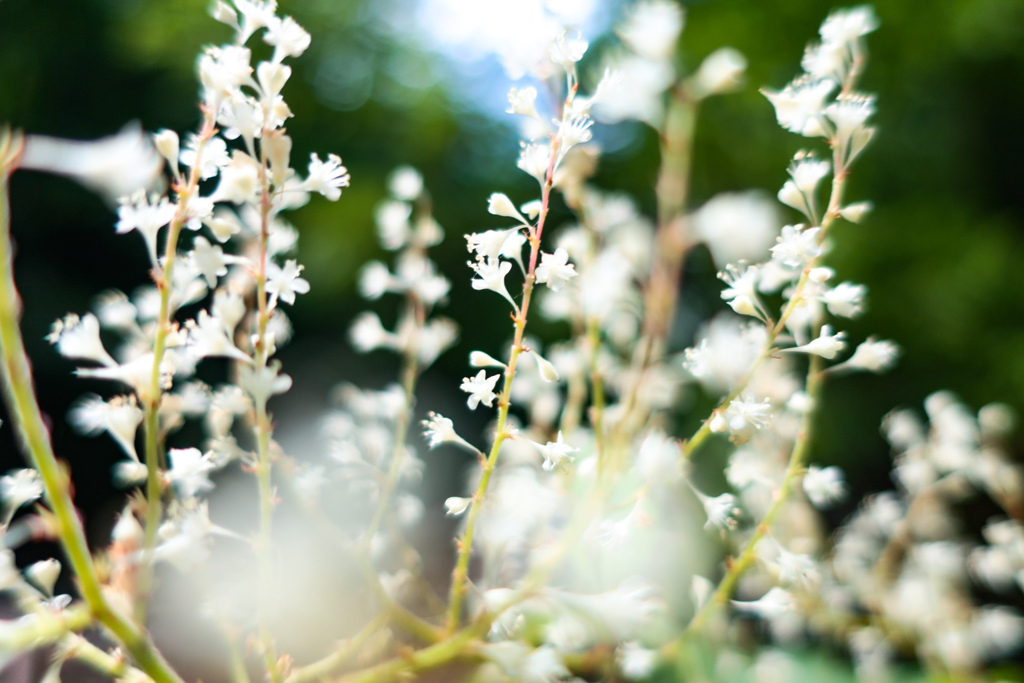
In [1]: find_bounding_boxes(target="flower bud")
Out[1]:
[694,48,747,97]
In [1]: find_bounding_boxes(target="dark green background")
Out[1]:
[0,0,1022,678]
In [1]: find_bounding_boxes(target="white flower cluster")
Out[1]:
[3,4,1021,683]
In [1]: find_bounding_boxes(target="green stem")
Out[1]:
[445,138,560,633]
[136,112,216,625]
[65,634,154,683]
[331,628,481,683]
[686,354,825,634]
[0,129,183,683]
[363,298,422,547]
[284,612,390,683]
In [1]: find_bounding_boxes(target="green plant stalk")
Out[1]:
[284,611,390,683]
[136,112,216,626]
[65,634,154,683]
[445,138,560,633]
[0,603,92,651]
[363,297,423,547]
[686,353,825,635]
[682,141,851,462]
[254,156,284,683]
[0,130,183,683]
[332,627,481,683]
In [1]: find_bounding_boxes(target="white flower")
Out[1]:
[840,201,873,223]
[771,544,820,588]
[266,259,310,306]
[350,311,397,353]
[48,313,116,367]
[517,143,551,182]
[115,191,177,265]
[535,248,577,292]
[188,236,232,288]
[470,350,506,368]
[789,155,831,196]
[26,558,61,597]
[617,0,683,61]
[167,448,216,499]
[691,191,779,266]
[445,496,471,516]
[723,393,773,436]
[375,200,412,250]
[264,15,311,62]
[238,363,292,406]
[803,465,847,508]
[763,77,836,137]
[819,6,878,47]
[422,412,465,449]
[466,228,521,262]
[789,324,847,359]
[529,431,578,471]
[619,642,658,681]
[820,281,866,318]
[695,490,739,531]
[68,394,144,460]
[469,257,517,308]
[187,310,251,363]
[556,116,594,151]
[19,123,163,202]
[487,192,527,224]
[461,370,500,410]
[153,129,179,176]
[843,337,901,373]
[694,47,746,97]
[550,31,588,69]
[771,224,821,268]
[180,135,230,181]
[198,45,253,107]
[507,87,539,118]
[719,264,762,318]
[0,469,43,513]
[522,646,570,683]
[388,165,423,201]
[302,153,350,201]
[731,587,794,619]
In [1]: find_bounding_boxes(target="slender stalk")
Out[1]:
[686,353,825,634]
[330,628,481,683]
[445,137,561,633]
[363,297,423,547]
[0,129,183,683]
[254,151,284,683]
[64,634,154,683]
[0,603,92,651]
[610,88,698,453]
[284,611,390,683]
[136,110,217,625]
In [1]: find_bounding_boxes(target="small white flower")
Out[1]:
[69,394,144,460]
[469,257,517,309]
[731,586,794,619]
[167,448,216,499]
[302,153,350,201]
[789,155,831,195]
[619,642,658,680]
[819,6,879,48]
[694,47,747,97]
[115,191,177,265]
[388,165,423,201]
[789,324,847,359]
[186,310,251,363]
[180,135,230,181]
[238,362,292,405]
[617,0,683,61]
[470,350,506,368]
[422,412,463,449]
[350,311,397,353]
[266,259,310,306]
[762,77,836,137]
[0,469,43,514]
[694,489,739,531]
[517,143,551,182]
[771,224,821,269]
[487,192,527,224]
[445,496,471,516]
[26,558,61,597]
[466,228,521,262]
[843,337,901,373]
[723,393,773,436]
[461,370,500,410]
[820,281,866,318]
[535,248,577,292]
[556,116,594,151]
[530,431,578,471]
[48,313,116,367]
[839,201,873,223]
[507,87,539,118]
[550,31,588,68]
[264,15,311,62]
[803,464,847,508]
